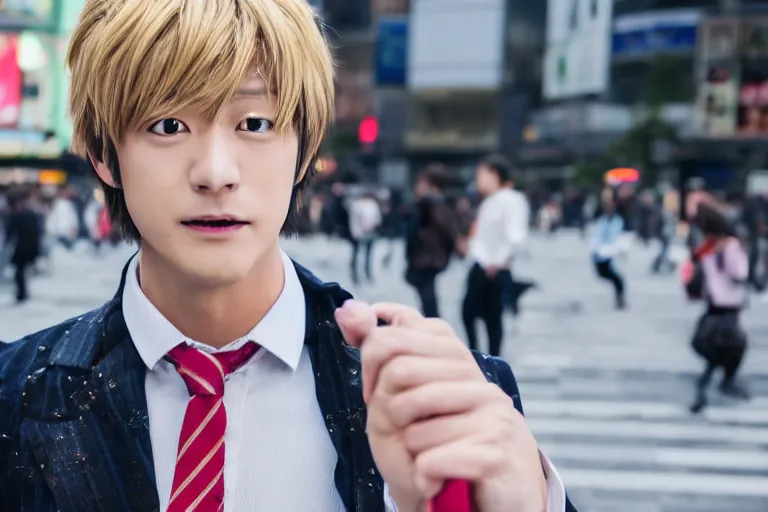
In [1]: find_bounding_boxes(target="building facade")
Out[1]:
[522,0,768,190]
[0,0,90,188]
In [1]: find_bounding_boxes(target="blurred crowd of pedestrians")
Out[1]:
[2,162,765,417]
[0,184,115,303]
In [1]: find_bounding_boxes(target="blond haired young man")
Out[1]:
[0,1,575,511]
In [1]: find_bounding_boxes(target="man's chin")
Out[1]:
[170,249,265,288]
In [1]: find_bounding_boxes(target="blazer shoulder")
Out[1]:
[471,352,524,415]
[1,305,112,390]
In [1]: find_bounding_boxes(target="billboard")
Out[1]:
[376,18,408,86]
[0,34,21,128]
[693,19,738,137]
[735,18,768,136]
[543,0,613,100]
[612,9,700,58]
[694,16,768,138]
[408,0,505,90]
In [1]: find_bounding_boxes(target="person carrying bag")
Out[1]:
[687,203,750,413]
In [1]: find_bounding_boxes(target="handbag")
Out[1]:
[682,259,706,300]
[691,313,747,364]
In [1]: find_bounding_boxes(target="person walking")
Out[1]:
[688,203,750,413]
[404,164,460,318]
[591,194,627,309]
[462,155,528,357]
[348,191,382,284]
[3,188,42,303]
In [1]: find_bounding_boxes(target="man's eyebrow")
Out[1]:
[234,86,268,97]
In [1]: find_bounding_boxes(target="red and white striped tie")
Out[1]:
[166,342,259,512]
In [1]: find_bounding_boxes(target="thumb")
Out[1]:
[334,299,378,349]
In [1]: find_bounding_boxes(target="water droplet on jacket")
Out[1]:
[368,468,376,475]
[108,380,117,389]
[67,376,74,382]
[64,330,70,335]
[38,346,47,352]
[77,317,83,321]
[350,368,358,375]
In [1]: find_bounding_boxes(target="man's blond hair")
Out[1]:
[67,0,334,181]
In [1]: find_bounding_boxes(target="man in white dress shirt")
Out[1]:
[463,155,529,357]
[0,1,576,511]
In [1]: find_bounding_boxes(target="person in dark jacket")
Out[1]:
[3,188,42,302]
[404,164,460,317]
[0,2,577,511]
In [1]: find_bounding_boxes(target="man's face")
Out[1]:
[100,70,299,286]
[475,164,499,197]
[414,177,432,199]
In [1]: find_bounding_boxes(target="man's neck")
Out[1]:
[137,244,286,349]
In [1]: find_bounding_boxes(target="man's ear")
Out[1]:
[87,152,117,188]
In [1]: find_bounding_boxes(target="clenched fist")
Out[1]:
[335,300,547,512]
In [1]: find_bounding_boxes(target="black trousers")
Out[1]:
[499,269,535,316]
[405,268,440,318]
[13,261,29,302]
[462,264,504,357]
[595,259,625,300]
[350,238,374,283]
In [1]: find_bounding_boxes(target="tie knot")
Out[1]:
[167,342,259,397]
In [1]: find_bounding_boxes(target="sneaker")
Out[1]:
[719,382,751,400]
[690,397,707,414]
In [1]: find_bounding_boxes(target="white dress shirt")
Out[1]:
[123,248,565,512]
[123,249,354,511]
[469,188,530,268]
[348,196,382,240]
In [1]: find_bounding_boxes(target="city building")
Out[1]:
[404,0,547,183]
[318,0,410,188]
[0,0,90,190]
[521,0,768,191]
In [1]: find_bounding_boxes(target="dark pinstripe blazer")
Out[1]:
[0,261,577,512]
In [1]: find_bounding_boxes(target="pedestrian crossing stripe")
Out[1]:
[524,399,768,425]
[520,398,768,499]
[558,468,768,497]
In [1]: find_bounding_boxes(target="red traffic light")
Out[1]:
[358,115,379,145]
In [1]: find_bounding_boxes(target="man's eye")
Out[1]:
[237,117,274,133]
[149,119,188,136]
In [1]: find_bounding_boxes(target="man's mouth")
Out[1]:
[181,216,250,232]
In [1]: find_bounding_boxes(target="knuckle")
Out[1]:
[421,318,453,333]
[386,358,418,386]
[485,448,507,472]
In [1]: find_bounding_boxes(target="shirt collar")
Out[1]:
[122,248,306,372]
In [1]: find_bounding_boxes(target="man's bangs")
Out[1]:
[69,0,334,177]
[97,1,301,139]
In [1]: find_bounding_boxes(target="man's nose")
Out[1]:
[189,130,240,194]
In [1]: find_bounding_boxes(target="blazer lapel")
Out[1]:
[298,265,385,512]
[22,300,159,512]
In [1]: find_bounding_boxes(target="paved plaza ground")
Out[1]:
[1,231,767,511]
